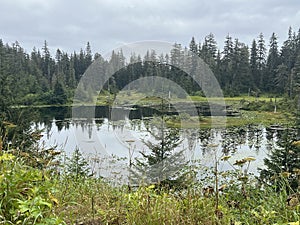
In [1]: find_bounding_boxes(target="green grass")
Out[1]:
[15,91,284,109]
[164,111,292,129]
[190,95,282,102]
[54,173,300,225]
[1,145,300,225]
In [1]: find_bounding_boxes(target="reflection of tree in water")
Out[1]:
[68,119,93,139]
[1,107,40,150]
[39,106,70,122]
[95,119,104,131]
[33,106,73,135]
[81,120,86,133]
[198,129,215,155]
[65,119,96,139]
[129,119,143,131]
[183,129,198,152]
[143,118,151,131]
[45,122,53,139]
[88,122,93,139]
[265,128,277,152]
[221,127,247,154]
[55,120,64,131]
[95,119,104,125]
[247,125,263,152]
[112,121,125,132]
[54,119,71,132]
[64,119,70,130]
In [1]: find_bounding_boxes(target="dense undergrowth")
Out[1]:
[1,150,300,225]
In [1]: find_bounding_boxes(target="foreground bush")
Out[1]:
[0,153,64,225]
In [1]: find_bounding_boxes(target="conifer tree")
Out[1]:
[260,128,300,192]
[291,54,300,98]
[132,114,190,189]
[188,37,198,82]
[221,34,234,94]
[52,80,68,104]
[266,33,280,92]
[250,39,259,89]
[281,27,298,72]
[201,33,217,70]
[66,148,91,180]
[257,33,267,89]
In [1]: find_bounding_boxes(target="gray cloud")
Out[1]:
[1,0,299,55]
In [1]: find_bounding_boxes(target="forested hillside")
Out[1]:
[1,26,300,108]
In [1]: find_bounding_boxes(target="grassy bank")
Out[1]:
[54,178,300,225]
[164,111,292,129]
[14,91,284,109]
[1,152,299,225]
[96,91,282,106]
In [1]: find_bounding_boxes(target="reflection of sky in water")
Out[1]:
[36,119,277,183]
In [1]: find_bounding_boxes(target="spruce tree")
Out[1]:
[257,33,267,89]
[201,33,217,70]
[0,39,10,111]
[52,80,68,104]
[266,33,280,92]
[66,148,91,180]
[132,114,190,189]
[275,64,289,94]
[238,43,252,93]
[250,39,259,89]
[260,128,300,192]
[42,40,54,87]
[221,34,234,94]
[189,37,198,54]
[170,43,185,88]
[188,37,198,83]
[85,42,92,67]
[281,26,296,71]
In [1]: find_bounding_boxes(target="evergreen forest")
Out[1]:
[1,26,300,109]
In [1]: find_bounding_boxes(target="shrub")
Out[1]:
[0,153,64,224]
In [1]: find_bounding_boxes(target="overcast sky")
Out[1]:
[1,0,300,56]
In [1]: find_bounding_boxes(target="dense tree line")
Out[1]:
[74,26,300,101]
[0,40,93,107]
[1,26,300,108]
[186,27,300,97]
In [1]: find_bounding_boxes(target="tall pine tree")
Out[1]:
[265,33,280,92]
